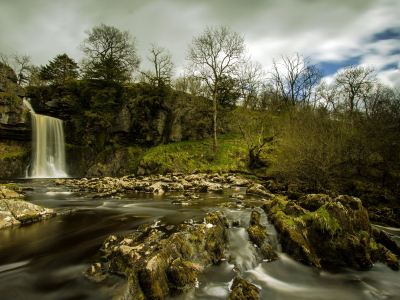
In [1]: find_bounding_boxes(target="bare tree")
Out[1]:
[145,43,175,86]
[186,24,247,151]
[269,53,323,112]
[0,52,34,85]
[236,60,266,109]
[333,65,377,118]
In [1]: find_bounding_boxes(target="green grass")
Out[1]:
[140,134,248,173]
[0,184,20,191]
[1,150,29,161]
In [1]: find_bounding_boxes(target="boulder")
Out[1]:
[246,183,274,199]
[247,211,278,261]
[262,195,399,270]
[84,211,230,299]
[229,275,259,300]
[0,199,56,229]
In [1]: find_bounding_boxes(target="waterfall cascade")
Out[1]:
[23,99,68,178]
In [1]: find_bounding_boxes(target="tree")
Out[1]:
[39,53,79,85]
[78,23,141,82]
[236,60,266,109]
[186,24,247,151]
[269,53,323,113]
[0,52,34,85]
[144,43,175,86]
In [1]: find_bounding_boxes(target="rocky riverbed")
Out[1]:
[0,174,399,299]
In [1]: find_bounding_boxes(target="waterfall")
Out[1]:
[23,99,68,178]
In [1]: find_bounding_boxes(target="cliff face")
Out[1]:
[2,80,226,178]
[0,63,31,178]
[0,62,31,141]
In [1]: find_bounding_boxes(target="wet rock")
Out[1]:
[370,242,399,270]
[168,182,184,191]
[229,194,245,200]
[232,220,241,227]
[373,228,400,255]
[262,195,399,270]
[138,220,160,232]
[145,182,169,194]
[21,187,34,191]
[247,211,278,261]
[84,211,230,299]
[84,262,107,282]
[231,178,250,187]
[246,183,274,199]
[229,275,259,300]
[0,199,56,229]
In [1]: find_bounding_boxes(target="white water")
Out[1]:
[23,99,68,178]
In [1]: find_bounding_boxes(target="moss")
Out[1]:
[16,214,40,223]
[229,276,259,300]
[167,258,197,290]
[1,150,29,162]
[0,91,22,109]
[0,184,20,190]
[302,205,341,236]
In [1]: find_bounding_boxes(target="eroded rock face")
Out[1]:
[84,211,230,299]
[262,195,399,270]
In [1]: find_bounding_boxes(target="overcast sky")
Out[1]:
[1,0,399,87]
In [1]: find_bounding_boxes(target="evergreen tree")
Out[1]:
[39,53,79,85]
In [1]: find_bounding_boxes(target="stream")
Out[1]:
[0,179,399,300]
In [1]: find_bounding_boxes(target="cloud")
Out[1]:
[0,0,399,86]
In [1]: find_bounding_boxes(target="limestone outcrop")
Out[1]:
[84,211,230,299]
[262,194,399,270]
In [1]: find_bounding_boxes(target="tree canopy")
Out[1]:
[79,23,141,82]
[39,53,79,85]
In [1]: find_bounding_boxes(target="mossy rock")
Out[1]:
[229,275,259,300]
[262,194,398,269]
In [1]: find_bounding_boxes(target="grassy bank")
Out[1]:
[138,134,249,174]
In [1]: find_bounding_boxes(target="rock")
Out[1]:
[229,194,245,200]
[84,211,230,299]
[145,182,169,194]
[373,228,400,255]
[246,183,274,199]
[231,178,250,187]
[232,220,241,227]
[229,275,260,300]
[262,195,399,270]
[0,199,56,229]
[21,186,34,191]
[207,183,224,193]
[168,182,184,191]
[247,211,278,261]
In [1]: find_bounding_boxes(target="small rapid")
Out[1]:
[0,180,399,300]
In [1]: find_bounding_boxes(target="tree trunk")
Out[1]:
[212,93,218,151]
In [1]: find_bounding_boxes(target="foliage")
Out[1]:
[0,91,22,109]
[79,23,141,82]
[39,53,79,85]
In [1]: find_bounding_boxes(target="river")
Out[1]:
[0,179,399,299]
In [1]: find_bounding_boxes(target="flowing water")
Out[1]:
[0,179,399,300]
[23,100,68,178]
